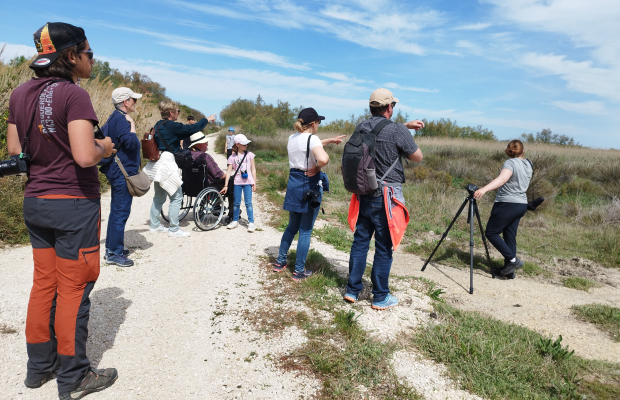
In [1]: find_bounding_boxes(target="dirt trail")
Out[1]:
[390,250,620,363]
[1,132,617,400]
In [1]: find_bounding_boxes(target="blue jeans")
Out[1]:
[485,202,528,261]
[150,182,183,232]
[276,189,322,273]
[105,175,133,256]
[233,184,254,223]
[346,195,393,302]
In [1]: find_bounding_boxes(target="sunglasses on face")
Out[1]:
[391,102,396,108]
[80,49,94,60]
[177,109,181,113]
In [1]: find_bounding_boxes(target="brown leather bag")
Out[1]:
[141,126,160,161]
[114,156,151,197]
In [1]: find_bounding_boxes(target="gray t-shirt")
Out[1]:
[495,158,533,204]
[226,134,235,149]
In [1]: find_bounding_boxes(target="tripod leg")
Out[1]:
[421,197,469,272]
[469,199,474,294]
[473,201,492,267]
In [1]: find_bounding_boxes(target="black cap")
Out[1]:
[298,107,325,124]
[30,22,87,69]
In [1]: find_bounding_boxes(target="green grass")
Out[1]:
[522,261,545,276]
[571,304,620,342]
[414,301,620,399]
[563,277,597,292]
[313,225,354,253]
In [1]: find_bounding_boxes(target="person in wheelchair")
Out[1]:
[186,132,234,223]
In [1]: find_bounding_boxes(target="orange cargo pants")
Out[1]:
[23,196,101,393]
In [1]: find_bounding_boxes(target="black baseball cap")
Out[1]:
[30,22,87,69]
[298,107,325,124]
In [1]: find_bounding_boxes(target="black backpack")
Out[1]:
[341,119,393,195]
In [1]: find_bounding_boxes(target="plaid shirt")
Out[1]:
[191,151,225,182]
[358,116,419,184]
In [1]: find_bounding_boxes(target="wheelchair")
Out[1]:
[160,164,226,231]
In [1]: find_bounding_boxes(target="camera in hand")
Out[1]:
[303,189,320,209]
[0,154,30,177]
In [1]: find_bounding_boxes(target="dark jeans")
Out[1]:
[105,175,133,256]
[485,202,528,261]
[346,195,393,302]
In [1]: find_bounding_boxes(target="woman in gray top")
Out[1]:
[474,140,533,278]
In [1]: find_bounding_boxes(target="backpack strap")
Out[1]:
[367,119,392,159]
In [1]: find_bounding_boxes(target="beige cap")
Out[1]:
[112,87,143,104]
[369,88,399,107]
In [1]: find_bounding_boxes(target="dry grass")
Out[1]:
[0,57,161,244]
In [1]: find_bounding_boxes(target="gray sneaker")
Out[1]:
[499,258,524,276]
[58,367,117,400]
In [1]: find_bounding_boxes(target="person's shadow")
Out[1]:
[86,287,132,367]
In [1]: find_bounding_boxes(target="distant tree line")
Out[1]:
[220,95,302,136]
[91,60,206,122]
[520,128,579,146]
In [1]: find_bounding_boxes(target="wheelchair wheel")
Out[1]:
[161,194,192,223]
[193,188,224,231]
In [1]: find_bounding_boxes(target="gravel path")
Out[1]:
[5,132,616,399]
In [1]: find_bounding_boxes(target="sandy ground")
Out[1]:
[1,132,617,400]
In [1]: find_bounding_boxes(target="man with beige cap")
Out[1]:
[344,88,424,310]
[99,87,143,267]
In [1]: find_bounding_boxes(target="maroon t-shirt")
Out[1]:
[8,77,100,198]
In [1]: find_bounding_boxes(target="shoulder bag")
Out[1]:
[141,124,161,161]
[153,121,193,169]
[114,156,151,197]
[227,151,248,195]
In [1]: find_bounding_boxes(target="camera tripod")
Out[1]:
[421,184,492,294]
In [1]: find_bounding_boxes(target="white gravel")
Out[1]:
[0,133,481,399]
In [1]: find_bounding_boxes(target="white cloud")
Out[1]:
[384,82,439,93]
[453,23,492,31]
[550,100,608,115]
[90,22,308,70]
[99,56,370,111]
[165,0,445,56]
[0,43,37,62]
[316,72,370,84]
[521,53,620,102]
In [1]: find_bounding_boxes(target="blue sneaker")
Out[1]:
[104,249,129,260]
[343,292,359,303]
[273,261,287,272]
[291,269,313,281]
[106,254,134,267]
[371,294,399,310]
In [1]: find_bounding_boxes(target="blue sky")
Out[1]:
[1,0,619,148]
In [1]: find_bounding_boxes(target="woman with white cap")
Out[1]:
[221,134,257,232]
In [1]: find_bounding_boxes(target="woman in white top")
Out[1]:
[474,140,533,278]
[273,108,345,281]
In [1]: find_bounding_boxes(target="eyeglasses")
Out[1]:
[177,109,180,113]
[391,102,396,108]
[80,49,94,60]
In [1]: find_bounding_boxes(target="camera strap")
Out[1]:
[231,151,248,181]
[21,79,64,157]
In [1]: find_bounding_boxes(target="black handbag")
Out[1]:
[154,121,193,169]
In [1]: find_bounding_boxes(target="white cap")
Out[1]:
[112,87,143,104]
[234,134,251,145]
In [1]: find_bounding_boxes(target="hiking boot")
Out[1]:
[168,228,191,238]
[343,292,359,303]
[371,294,399,310]
[24,362,60,388]
[227,221,239,229]
[58,367,118,400]
[291,269,313,281]
[149,224,168,234]
[105,254,134,267]
[273,261,287,272]
[498,258,524,277]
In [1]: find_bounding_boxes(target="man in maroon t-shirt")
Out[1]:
[6,23,118,399]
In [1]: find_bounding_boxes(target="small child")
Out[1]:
[221,134,257,232]
[225,127,235,159]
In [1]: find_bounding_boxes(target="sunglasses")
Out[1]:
[391,102,396,108]
[80,49,94,60]
[177,109,181,113]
